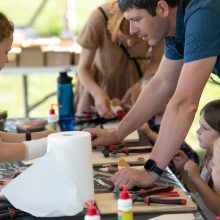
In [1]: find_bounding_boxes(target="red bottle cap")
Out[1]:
[50,108,55,115]
[86,205,99,216]
[117,109,125,119]
[119,185,130,199]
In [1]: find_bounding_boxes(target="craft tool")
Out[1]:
[134,185,174,198]
[113,185,174,200]
[134,196,187,205]
[102,144,152,157]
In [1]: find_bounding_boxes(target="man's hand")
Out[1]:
[110,167,158,189]
[84,128,121,147]
[122,82,141,106]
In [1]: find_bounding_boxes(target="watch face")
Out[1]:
[144,159,155,171]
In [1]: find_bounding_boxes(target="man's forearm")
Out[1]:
[117,75,172,140]
[150,99,197,170]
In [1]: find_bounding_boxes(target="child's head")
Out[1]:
[212,138,220,190]
[197,99,220,150]
[0,12,14,70]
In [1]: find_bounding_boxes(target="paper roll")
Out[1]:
[2,131,94,217]
[47,131,94,204]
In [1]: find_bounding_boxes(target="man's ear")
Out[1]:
[157,0,170,17]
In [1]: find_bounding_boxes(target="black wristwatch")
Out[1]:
[144,159,163,176]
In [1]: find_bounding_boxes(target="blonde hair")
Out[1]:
[0,12,14,43]
[107,1,129,43]
[213,138,220,172]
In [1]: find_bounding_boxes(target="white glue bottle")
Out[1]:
[84,205,101,220]
[47,104,59,130]
[118,185,133,220]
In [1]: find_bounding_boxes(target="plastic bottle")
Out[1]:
[117,185,133,220]
[111,105,125,119]
[47,104,59,130]
[57,71,75,131]
[84,205,101,220]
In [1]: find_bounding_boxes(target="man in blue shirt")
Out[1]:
[86,0,220,188]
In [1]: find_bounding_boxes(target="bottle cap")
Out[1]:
[58,71,72,84]
[49,104,62,115]
[116,109,125,119]
[50,108,55,115]
[119,185,130,200]
[86,205,99,216]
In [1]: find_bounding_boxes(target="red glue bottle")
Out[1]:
[84,205,101,220]
[117,185,133,220]
[47,104,60,130]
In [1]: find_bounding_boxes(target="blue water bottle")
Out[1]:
[57,71,75,131]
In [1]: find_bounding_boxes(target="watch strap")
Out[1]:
[144,159,163,176]
[25,132,32,141]
[151,165,163,176]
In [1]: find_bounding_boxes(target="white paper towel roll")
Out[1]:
[2,131,94,217]
[47,131,94,204]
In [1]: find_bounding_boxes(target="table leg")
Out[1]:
[22,75,29,117]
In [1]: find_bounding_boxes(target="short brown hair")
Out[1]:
[0,12,14,43]
[118,0,178,16]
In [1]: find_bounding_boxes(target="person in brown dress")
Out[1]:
[75,1,163,118]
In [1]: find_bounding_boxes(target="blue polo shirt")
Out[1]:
[164,0,220,77]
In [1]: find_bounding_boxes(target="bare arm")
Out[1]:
[194,178,220,215]
[0,141,26,162]
[0,130,55,143]
[89,56,183,147]
[78,48,114,118]
[107,57,217,189]
[0,130,56,162]
[184,161,220,215]
[140,123,158,143]
[150,56,217,170]
[117,56,183,140]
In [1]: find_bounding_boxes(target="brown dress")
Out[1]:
[75,2,163,113]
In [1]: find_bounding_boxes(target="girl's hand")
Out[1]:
[184,160,200,182]
[122,82,141,106]
[93,92,114,119]
[172,150,188,174]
